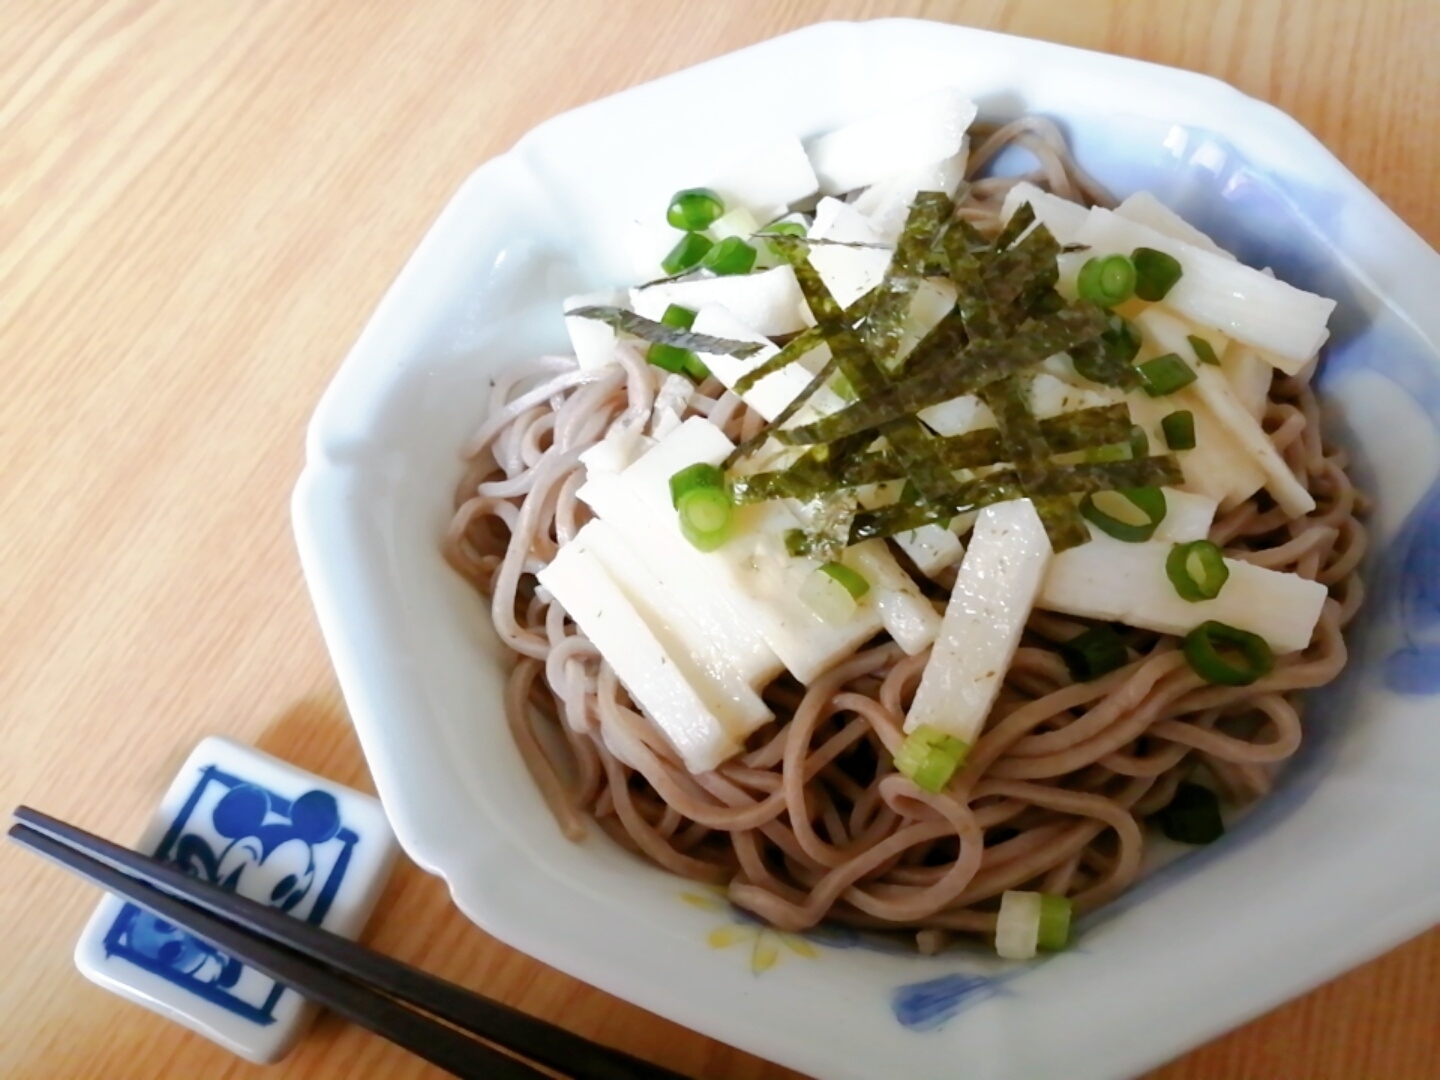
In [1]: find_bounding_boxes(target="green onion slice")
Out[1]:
[676,486,734,552]
[1156,782,1225,844]
[1182,620,1275,686]
[647,343,697,377]
[661,232,713,276]
[1136,352,1197,397]
[1079,486,1168,542]
[668,462,725,508]
[1060,625,1130,681]
[1037,894,1073,951]
[1131,246,1184,301]
[1166,540,1230,601]
[893,724,970,793]
[1186,334,1221,366]
[819,561,870,599]
[660,304,698,330]
[666,187,724,231]
[700,236,757,276]
[1076,254,1137,307]
[1161,409,1197,451]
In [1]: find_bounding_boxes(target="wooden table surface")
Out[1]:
[3,2,1437,1077]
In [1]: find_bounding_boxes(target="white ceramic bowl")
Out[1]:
[293,20,1440,1080]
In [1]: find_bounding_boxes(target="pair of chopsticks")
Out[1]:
[9,807,689,1080]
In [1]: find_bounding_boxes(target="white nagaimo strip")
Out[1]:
[1000,182,1090,246]
[854,483,966,580]
[895,279,957,363]
[808,197,893,309]
[918,373,1122,439]
[687,304,839,422]
[1128,387,1265,509]
[710,136,819,221]
[850,140,969,245]
[572,520,774,738]
[1222,343,1274,421]
[631,265,813,337]
[1148,489,1220,543]
[537,540,740,773]
[1038,537,1327,654]
[1135,307,1315,517]
[906,499,1053,744]
[579,471,784,688]
[1113,191,1234,259]
[564,289,629,370]
[578,421,654,477]
[1072,207,1335,371]
[844,539,942,655]
[806,88,978,196]
[585,418,885,685]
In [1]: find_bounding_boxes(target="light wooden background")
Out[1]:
[3,2,1437,1077]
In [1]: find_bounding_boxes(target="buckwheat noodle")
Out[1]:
[443,119,1366,950]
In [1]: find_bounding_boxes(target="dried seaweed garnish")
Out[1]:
[991,200,1037,253]
[982,222,1061,318]
[863,193,953,372]
[777,303,1108,445]
[981,375,1088,551]
[1070,313,1143,389]
[731,325,827,394]
[735,403,1133,501]
[565,306,765,358]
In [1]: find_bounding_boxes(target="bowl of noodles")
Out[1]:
[293,20,1440,1080]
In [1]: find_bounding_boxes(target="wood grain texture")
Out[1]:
[1,2,1436,1077]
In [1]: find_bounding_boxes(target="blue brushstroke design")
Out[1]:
[1384,479,1440,692]
[892,972,1010,1031]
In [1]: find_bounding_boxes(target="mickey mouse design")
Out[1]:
[121,784,341,989]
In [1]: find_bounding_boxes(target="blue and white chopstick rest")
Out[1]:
[73,737,399,1063]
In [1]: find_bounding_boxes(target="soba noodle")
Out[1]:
[443,120,1366,951]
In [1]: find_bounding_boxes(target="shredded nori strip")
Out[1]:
[565,306,765,358]
[981,375,1089,551]
[991,200,1037,253]
[777,303,1109,445]
[863,193,954,371]
[732,324,827,394]
[734,404,1133,502]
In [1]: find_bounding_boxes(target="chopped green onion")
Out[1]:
[894,724,970,794]
[660,304,698,330]
[683,354,711,381]
[758,220,808,259]
[666,187,724,231]
[1131,246,1184,301]
[661,232,713,275]
[668,462,725,508]
[1129,424,1150,458]
[700,236,757,276]
[1060,625,1130,681]
[1084,441,1133,464]
[1079,486,1168,542]
[1136,352,1197,397]
[646,342,697,376]
[676,486,734,552]
[1037,894,1073,951]
[1071,314,1142,387]
[819,561,870,599]
[1076,254,1137,307]
[1187,334,1220,366]
[1166,540,1230,601]
[1161,410,1197,451]
[996,890,1070,959]
[1182,620,1275,686]
[1156,782,1225,844]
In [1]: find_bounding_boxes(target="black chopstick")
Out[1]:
[10,807,689,1080]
